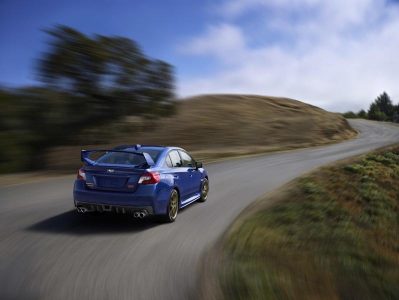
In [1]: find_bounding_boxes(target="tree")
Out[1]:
[1,26,177,173]
[357,109,367,119]
[393,104,399,123]
[368,102,387,121]
[38,25,176,120]
[343,111,357,118]
[368,92,394,121]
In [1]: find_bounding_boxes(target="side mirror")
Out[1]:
[195,161,203,169]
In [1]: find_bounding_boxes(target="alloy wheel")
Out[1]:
[168,190,179,220]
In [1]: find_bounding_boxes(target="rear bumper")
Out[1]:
[73,180,170,215]
[75,201,154,215]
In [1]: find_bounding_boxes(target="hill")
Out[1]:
[47,94,357,169]
[131,94,356,159]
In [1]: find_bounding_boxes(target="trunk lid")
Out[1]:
[84,166,144,192]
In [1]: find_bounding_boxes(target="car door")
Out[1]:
[178,150,202,198]
[168,150,191,202]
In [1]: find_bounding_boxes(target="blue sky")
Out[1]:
[1,0,399,111]
[0,0,215,86]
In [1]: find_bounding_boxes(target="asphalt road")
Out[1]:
[1,120,399,300]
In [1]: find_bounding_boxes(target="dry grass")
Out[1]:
[46,94,356,170]
[215,146,399,300]
[134,94,356,149]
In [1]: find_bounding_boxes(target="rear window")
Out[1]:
[169,150,182,167]
[93,148,162,166]
[165,155,173,168]
[96,152,147,166]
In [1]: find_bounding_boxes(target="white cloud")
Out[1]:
[178,0,399,112]
[178,23,246,63]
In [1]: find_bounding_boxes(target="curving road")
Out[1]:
[1,120,399,300]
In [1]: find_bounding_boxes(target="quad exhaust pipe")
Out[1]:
[76,207,88,213]
[133,211,148,219]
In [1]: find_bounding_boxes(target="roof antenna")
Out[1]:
[135,144,141,150]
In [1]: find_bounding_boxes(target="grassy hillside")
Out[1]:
[214,146,399,300]
[135,94,355,148]
[46,94,356,169]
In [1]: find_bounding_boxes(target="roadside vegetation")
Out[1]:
[0,25,175,173]
[217,146,399,299]
[343,92,399,122]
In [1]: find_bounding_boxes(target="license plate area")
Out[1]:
[95,176,128,188]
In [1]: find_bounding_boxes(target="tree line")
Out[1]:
[343,92,399,122]
[0,25,176,173]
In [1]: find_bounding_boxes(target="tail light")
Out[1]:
[77,168,86,181]
[138,171,160,184]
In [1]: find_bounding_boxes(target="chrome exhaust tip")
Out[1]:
[133,210,148,219]
[77,207,88,213]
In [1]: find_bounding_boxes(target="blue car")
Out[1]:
[73,145,209,222]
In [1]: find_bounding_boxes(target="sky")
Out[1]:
[1,0,399,112]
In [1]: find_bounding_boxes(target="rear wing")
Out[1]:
[81,149,155,167]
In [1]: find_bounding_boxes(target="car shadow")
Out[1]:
[27,210,159,235]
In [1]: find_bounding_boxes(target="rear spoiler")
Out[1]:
[81,149,155,167]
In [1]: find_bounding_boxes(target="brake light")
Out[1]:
[77,168,86,181]
[138,171,160,184]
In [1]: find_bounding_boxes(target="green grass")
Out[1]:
[219,147,399,300]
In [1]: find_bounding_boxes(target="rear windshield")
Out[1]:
[96,152,145,166]
[94,149,161,166]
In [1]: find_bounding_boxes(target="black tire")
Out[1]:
[160,189,179,223]
[198,178,209,202]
